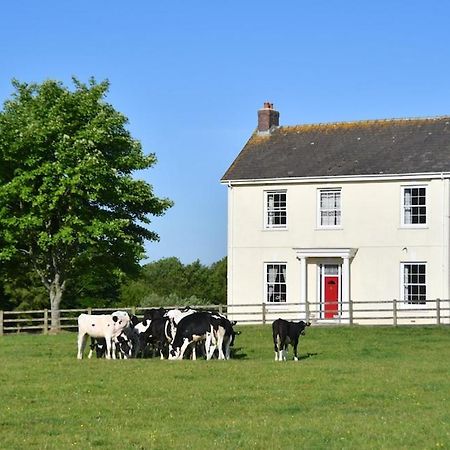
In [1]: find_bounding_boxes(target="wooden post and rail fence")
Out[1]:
[0,299,448,335]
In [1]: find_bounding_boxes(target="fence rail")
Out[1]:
[0,299,449,335]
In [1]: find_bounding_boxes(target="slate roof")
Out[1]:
[221,117,450,181]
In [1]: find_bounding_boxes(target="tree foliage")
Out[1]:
[119,257,227,307]
[0,78,172,328]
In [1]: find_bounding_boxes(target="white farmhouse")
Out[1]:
[221,103,450,325]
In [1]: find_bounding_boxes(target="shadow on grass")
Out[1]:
[300,352,319,360]
[230,347,248,360]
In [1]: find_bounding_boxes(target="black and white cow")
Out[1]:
[140,316,172,359]
[169,312,220,360]
[114,327,140,359]
[89,337,107,358]
[272,318,311,361]
[208,314,239,360]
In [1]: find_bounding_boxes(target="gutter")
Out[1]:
[220,171,450,186]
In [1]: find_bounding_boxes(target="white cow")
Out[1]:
[77,311,131,359]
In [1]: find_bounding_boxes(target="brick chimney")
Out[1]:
[257,102,279,133]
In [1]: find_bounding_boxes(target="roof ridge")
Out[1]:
[281,115,450,131]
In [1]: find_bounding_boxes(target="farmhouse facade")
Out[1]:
[221,103,450,324]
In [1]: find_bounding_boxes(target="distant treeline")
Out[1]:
[0,257,227,311]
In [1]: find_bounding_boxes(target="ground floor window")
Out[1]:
[401,262,426,304]
[266,263,286,302]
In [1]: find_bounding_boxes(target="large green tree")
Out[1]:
[0,78,172,330]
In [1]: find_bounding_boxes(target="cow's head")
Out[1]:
[299,321,311,335]
[129,314,140,327]
[168,341,185,360]
[111,311,131,328]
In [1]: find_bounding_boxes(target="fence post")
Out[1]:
[349,298,353,325]
[436,298,441,325]
[393,299,398,326]
[0,310,3,336]
[305,300,310,323]
[131,306,136,316]
[87,307,92,315]
[43,309,48,335]
[218,304,223,315]
[262,303,266,325]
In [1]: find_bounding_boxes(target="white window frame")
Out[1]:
[400,262,427,306]
[317,188,342,229]
[400,185,427,228]
[264,263,287,303]
[264,190,287,229]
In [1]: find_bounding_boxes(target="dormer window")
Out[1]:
[265,191,287,229]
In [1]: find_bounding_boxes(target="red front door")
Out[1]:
[324,276,339,318]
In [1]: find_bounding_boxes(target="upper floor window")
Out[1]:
[266,263,287,302]
[401,262,426,305]
[401,186,427,226]
[318,189,341,227]
[265,191,287,229]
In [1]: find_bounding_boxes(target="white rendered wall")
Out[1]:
[226,177,450,322]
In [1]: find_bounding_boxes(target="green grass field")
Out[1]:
[1,325,449,449]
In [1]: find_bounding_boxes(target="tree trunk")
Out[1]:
[49,276,64,332]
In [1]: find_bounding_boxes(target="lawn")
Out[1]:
[0,325,449,449]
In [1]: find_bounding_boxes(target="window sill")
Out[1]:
[264,302,289,310]
[398,302,430,309]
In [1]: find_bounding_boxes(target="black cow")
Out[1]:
[143,307,167,321]
[272,318,311,361]
[140,317,172,359]
[169,312,220,360]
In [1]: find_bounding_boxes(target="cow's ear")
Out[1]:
[112,316,118,323]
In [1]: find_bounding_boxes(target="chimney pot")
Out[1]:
[258,102,279,133]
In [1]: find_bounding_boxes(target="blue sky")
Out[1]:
[1,1,450,265]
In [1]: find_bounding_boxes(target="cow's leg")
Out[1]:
[276,335,284,361]
[206,332,216,360]
[216,328,225,360]
[159,342,165,360]
[282,343,288,361]
[105,338,112,359]
[292,339,299,361]
[223,337,231,360]
[112,339,118,359]
[88,337,95,359]
[191,344,197,360]
[178,338,191,360]
[77,333,87,359]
